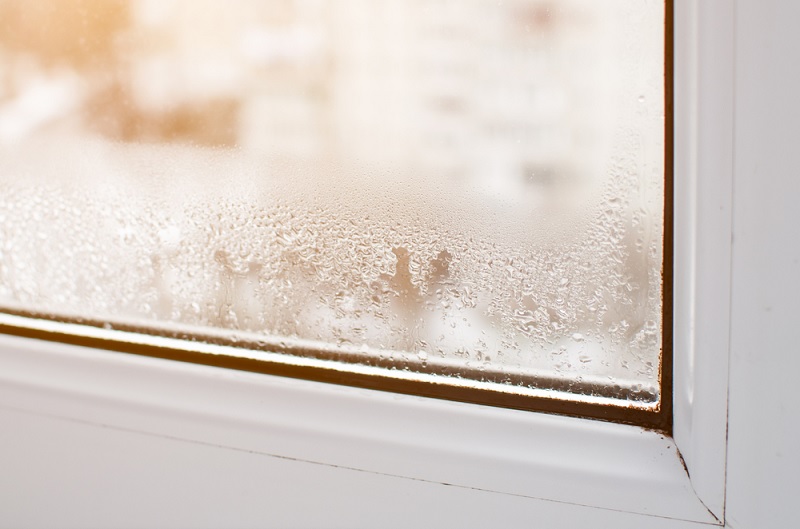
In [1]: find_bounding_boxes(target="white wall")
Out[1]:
[725,0,800,527]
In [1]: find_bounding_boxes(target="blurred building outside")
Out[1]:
[0,0,629,198]
[0,0,664,391]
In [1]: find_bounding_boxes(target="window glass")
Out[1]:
[0,0,665,407]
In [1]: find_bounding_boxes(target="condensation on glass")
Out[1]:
[0,1,665,408]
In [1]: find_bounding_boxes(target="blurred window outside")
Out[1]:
[0,0,666,420]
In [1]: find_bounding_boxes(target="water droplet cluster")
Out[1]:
[0,135,662,395]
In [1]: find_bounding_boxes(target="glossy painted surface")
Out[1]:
[671,0,732,518]
[0,334,713,524]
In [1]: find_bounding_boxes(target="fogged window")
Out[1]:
[0,1,665,410]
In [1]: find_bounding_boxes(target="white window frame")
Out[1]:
[0,1,733,526]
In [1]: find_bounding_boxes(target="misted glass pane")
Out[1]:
[0,1,664,405]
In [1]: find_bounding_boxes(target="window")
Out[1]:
[0,0,739,526]
[0,0,668,429]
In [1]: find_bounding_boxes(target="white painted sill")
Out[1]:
[0,1,731,527]
[0,331,713,526]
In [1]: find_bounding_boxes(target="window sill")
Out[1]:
[0,332,718,525]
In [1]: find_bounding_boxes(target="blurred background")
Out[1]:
[0,0,664,397]
[0,0,652,196]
